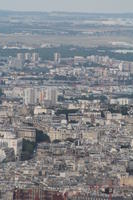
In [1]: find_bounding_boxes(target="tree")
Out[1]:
[101,111,105,118]
[0,88,3,97]
[52,139,61,143]
[21,139,36,161]
[36,129,51,143]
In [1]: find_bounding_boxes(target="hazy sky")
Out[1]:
[1,0,133,13]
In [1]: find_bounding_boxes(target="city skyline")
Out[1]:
[1,0,133,13]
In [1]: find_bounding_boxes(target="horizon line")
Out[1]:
[0,9,133,15]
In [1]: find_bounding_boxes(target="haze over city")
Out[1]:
[0,0,133,199]
[1,0,133,13]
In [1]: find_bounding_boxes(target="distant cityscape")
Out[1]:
[0,10,132,200]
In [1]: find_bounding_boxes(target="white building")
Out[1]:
[25,53,32,61]
[34,106,46,115]
[24,88,38,105]
[46,87,58,105]
[110,98,129,105]
[0,129,22,157]
[0,149,6,162]
[24,87,47,105]
[54,53,61,64]
[117,98,129,105]
[9,57,23,68]
[32,53,39,62]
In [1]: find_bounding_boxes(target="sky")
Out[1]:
[0,0,133,13]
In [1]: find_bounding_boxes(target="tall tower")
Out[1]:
[24,88,38,105]
[46,87,58,105]
[25,53,32,61]
[54,53,61,64]
[32,53,39,63]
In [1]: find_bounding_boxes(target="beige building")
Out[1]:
[49,128,76,141]
[81,130,98,143]
[120,176,133,187]
[0,129,22,157]
[17,127,36,142]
